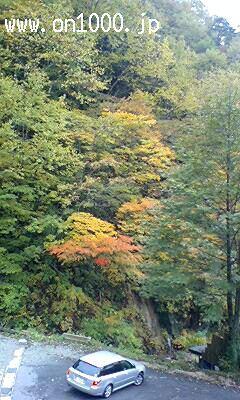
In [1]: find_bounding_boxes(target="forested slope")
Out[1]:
[1,0,240,369]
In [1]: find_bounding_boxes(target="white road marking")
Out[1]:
[0,346,25,399]
[2,374,15,389]
[7,359,21,370]
[13,349,24,358]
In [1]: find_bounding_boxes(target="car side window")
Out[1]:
[119,360,135,371]
[99,363,121,376]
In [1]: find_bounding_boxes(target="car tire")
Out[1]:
[134,372,144,386]
[102,384,113,398]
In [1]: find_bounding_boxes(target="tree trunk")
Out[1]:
[227,243,240,369]
[226,146,233,327]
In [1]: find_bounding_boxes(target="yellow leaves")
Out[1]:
[101,111,156,128]
[203,234,222,245]
[134,140,175,169]
[90,156,118,173]
[104,315,119,326]
[182,237,192,243]
[148,147,175,167]
[217,169,227,179]
[219,255,227,262]
[134,172,161,184]
[132,267,145,279]
[73,131,94,145]
[118,90,154,117]
[117,198,158,237]
[166,224,174,229]
[158,252,171,261]
[72,96,176,206]
[67,212,116,241]
[189,248,199,258]
[206,213,218,221]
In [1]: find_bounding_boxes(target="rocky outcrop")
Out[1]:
[131,292,162,341]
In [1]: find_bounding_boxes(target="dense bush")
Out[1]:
[81,314,143,351]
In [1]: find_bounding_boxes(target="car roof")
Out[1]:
[80,351,125,368]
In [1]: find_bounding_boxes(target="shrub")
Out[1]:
[81,314,143,351]
[173,330,207,350]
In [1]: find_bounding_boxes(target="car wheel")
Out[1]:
[103,384,113,398]
[134,372,144,386]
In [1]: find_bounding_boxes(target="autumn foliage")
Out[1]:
[117,198,158,238]
[49,212,141,267]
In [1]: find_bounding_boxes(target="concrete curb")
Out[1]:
[62,333,91,343]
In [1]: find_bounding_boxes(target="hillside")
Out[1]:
[0,0,240,371]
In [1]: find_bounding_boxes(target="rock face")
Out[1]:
[131,292,162,341]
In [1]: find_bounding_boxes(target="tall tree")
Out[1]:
[74,92,175,221]
[143,71,240,369]
[209,17,235,48]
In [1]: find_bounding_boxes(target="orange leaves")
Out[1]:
[117,198,157,218]
[49,212,142,268]
[50,239,92,263]
[50,235,141,266]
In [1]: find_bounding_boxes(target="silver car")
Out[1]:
[66,350,145,398]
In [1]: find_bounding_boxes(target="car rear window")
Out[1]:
[73,360,100,377]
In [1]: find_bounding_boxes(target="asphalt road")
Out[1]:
[0,335,239,400]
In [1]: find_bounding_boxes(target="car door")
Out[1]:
[111,362,128,389]
[118,360,137,385]
[99,362,125,390]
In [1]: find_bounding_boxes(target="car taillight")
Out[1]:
[66,369,70,375]
[91,380,101,387]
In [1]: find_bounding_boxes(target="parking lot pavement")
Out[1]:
[9,340,239,400]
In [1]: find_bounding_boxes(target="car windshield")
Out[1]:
[73,360,100,377]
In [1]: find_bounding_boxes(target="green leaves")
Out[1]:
[0,0,239,356]
[0,1,106,107]
[0,248,23,275]
[0,73,82,326]
[143,72,240,359]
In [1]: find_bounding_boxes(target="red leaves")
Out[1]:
[95,257,110,267]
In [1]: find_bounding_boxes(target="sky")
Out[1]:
[202,0,240,29]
